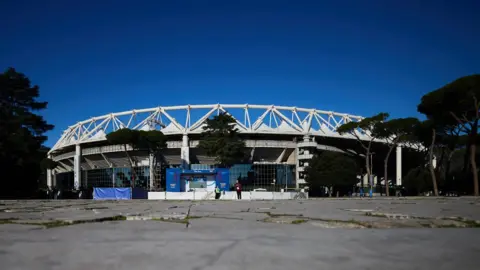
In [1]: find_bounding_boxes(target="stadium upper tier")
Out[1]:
[49,104,371,154]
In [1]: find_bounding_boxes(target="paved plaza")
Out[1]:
[1,198,479,270]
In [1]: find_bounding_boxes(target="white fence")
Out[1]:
[148,191,308,200]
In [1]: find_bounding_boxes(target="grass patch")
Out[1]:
[337,219,371,228]
[309,217,371,228]
[291,219,307,224]
[75,215,127,223]
[0,218,18,224]
[43,215,128,228]
[3,215,128,229]
[365,212,387,218]
[435,224,460,228]
[151,217,189,224]
[349,220,372,228]
[84,207,109,210]
[264,212,303,218]
[257,217,270,223]
[185,216,202,220]
[151,215,203,224]
[43,220,72,228]
[207,216,243,220]
[441,217,480,228]
[460,219,480,228]
[365,212,412,220]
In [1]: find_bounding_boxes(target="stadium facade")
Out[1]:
[46,104,403,191]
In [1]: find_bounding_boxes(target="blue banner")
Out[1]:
[93,188,132,200]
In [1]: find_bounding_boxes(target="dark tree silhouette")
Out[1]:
[418,74,480,196]
[0,68,54,198]
[305,152,358,196]
[198,112,246,168]
[374,117,420,196]
[106,129,167,188]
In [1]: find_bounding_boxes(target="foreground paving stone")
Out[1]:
[310,221,366,228]
[1,198,480,269]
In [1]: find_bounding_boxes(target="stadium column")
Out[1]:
[181,134,190,169]
[74,144,81,190]
[295,135,313,189]
[396,145,402,186]
[149,152,154,190]
[46,154,52,188]
[295,146,300,189]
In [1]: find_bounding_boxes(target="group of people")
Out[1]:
[215,180,242,200]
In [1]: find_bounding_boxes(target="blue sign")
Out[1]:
[166,168,229,192]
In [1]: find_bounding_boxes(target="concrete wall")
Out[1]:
[148,191,306,200]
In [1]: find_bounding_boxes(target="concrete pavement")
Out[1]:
[1,198,479,270]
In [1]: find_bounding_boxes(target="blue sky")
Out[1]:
[1,0,479,147]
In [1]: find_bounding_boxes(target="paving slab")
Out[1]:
[2,219,478,270]
[0,198,479,269]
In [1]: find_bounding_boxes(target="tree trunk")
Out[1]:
[470,142,479,196]
[365,149,371,187]
[384,162,388,197]
[383,145,395,197]
[469,118,479,196]
[429,129,439,196]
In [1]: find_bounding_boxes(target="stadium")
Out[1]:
[46,104,408,199]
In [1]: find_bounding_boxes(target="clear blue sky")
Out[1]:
[1,0,479,147]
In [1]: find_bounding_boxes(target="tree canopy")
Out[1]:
[373,117,420,196]
[40,157,58,171]
[0,68,54,198]
[373,117,419,143]
[106,129,167,188]
[305,152,358,194]
[106,129,167,160]
[418,74,480,196]
[418,75,480,129]
[403,167,433,196]
[337,113,390,136]
[337,112,389,185]
[198,112,246,167]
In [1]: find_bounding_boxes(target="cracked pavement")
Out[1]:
[1,198,479,270]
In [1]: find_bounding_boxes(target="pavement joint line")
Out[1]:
[2,200,480,230]
[10,211,478,229]
[364,211,480,224]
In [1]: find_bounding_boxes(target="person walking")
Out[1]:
[215,185,221,200]
[234,180,242,200]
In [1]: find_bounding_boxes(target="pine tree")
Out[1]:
[0,68,54,198]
